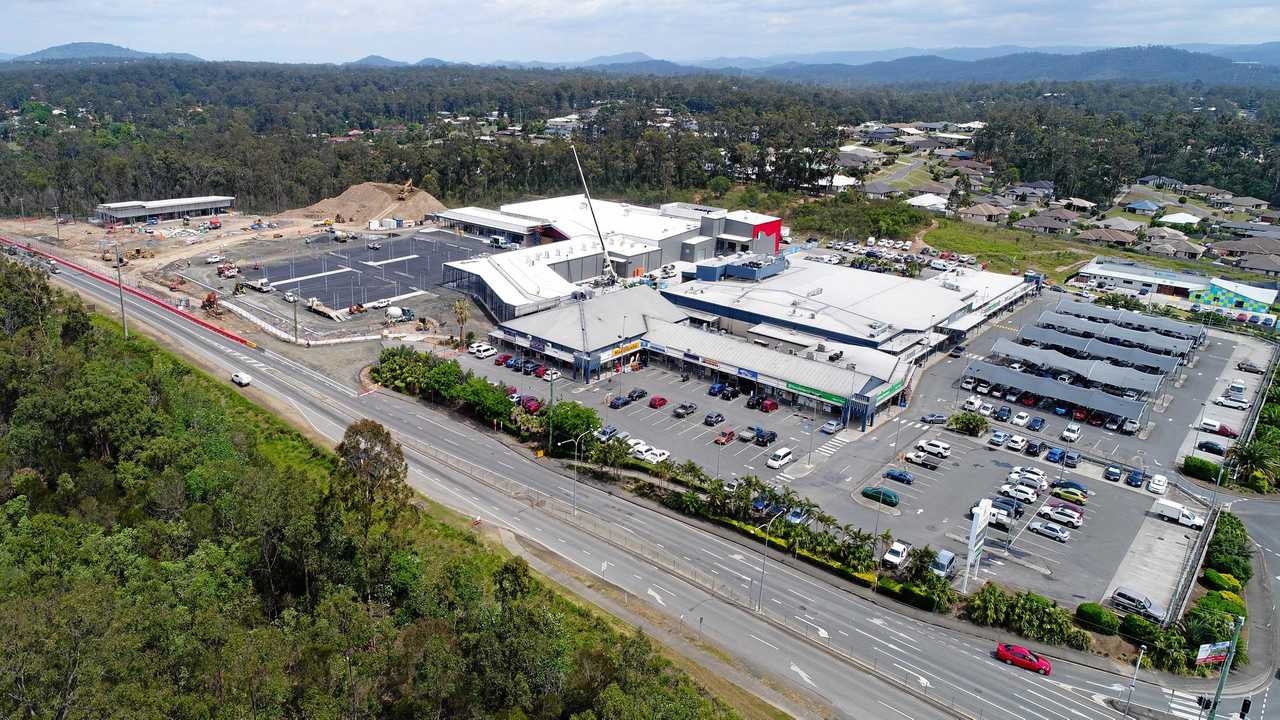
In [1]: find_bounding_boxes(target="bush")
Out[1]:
[900,583,938,611]
[1182,456,1222,482]
[1120,613,1158,645]
[1076,602,1121,635]
[1203,568,1243,593]
[877,577,904,596]
[851,571,878,588]
[1198,590,1247,619]
[964,581,1010,627]
[1207,513,1254,583]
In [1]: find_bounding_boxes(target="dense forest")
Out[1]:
[0,261,737,719]
[0,61,1277,214]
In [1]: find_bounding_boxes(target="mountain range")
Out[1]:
[3,41,1279,87]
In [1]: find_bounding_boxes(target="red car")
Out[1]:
[1088,410,1106,427]
[1072,407,1088,421]
[1020,393,1037,407]
[1237,313,1249,322]
[494,353,513,366]
[995,643,1052,675]
[714,429,736,444]
[649,396,668,409]
[1217,424,1240,439]
[521,397,542,413]
[760,399,779,413]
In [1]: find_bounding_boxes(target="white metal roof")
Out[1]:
[1157,212,1203,225]
[499,286,688,352]
[501,194,700,244]
[96,196,234,211]
[725,209,779,225]
[1077,258,1209,292]
[905,193,948,211]
[445,239,605,308]
[436,206,545,233]
[1211,278,1278,306]
[746,323,901,381]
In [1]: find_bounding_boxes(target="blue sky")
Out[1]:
[3,0,1278,64]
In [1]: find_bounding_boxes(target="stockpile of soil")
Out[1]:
[283,182,445,225]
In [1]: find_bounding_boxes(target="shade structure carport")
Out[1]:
[962,360,1148,421]
[1037,312,1193,357]
[1018,326,1180,374]
[1050,299,1206,342]
[989,338,1163,395]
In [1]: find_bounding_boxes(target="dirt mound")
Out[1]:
[283,182,444,225]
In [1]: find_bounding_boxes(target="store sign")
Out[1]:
[875,379,906,403]
[1196,641,1231,666]
[610,341,641,359]
[530,338,545,352]
[640,340,667,354]
[704,359,720,367]
[785,381,846,406]
[683,352,700,362]
[737,368,758,380]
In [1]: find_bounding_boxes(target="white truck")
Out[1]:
[881,541,912,570]
[904,451,941,471]
[1154,499,1206,529]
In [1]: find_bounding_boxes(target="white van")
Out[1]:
[1226,379,1247,399]
[962,395,982,412]
[475,346,496,359]
[917,439,952,458]
[766,447,794,469]
[1199,418,1222,433]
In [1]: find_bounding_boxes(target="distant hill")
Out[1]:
[750,47,1280,86]
[346,55,407,67]
[415,57,450,67]
[695,45,1101,69]
[0,52,15,62]
[1175,42,1280,67]
[12,42,202,62]
[584,59,709,77]
[490,51,657,70]
[580,52,654,67]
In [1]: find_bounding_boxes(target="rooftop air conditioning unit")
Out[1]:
[805,352,814,360]
[816,343,826,352]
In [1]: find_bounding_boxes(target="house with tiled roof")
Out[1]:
[1236,254,1280,277]
[1013,214,1070,235]
[1076,228,1138,246]
[957,203,1010,225]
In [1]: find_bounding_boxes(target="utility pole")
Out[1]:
[114,241,129,339]
[1209,616,1246,718]
[293,298,300,343]
[755,508,786,611]
[52,206,60,242]
[1123,644,1146,717]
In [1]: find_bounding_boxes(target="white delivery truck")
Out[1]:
[1154,499,1206,529]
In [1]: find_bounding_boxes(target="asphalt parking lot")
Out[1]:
[243,229,491,310]
[454,353,844,482]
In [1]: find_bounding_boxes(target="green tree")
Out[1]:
[334,419,412,601]
[708,175,732,198]
[947,411,989,437]
[546,402,602,456]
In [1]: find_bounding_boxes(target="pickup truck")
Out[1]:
[1154,499,1206,529]
[904,451,940,471]
[882,541,912,569]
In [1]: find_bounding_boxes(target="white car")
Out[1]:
[929,259,948,271]
[204,254,226,264]
[1214,396,1249,410]
[642,448,670,464]
[999,484,1038,503]
[1008,467,1048,491]
[978,402,994,416]
[960,377,976,390]
[366,299,391,310]
[282,292,298,303]
[629,442,653,458]
[543,370,562,381]
[962,395,982,411]
[467,342,487,353]
[1061,423,1081,442]
[1037,505,1083,528]
[1147,474,1168,495]
[475,347,496,359]
[1011,411,1030,427]
[1006,435,1028,452]
[231,371,252,387]
[626,437,648,451]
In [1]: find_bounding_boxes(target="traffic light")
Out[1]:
[1241,698,1252,718]
[1198,696,1214,711]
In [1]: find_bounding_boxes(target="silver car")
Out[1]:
[1029,521,1070,543]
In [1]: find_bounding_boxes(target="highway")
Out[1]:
[39,245,1271,720]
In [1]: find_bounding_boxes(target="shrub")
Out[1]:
[1182,456,1222,483]
[877,577,903,596]
[851,571,878,588]
[1203,568,1243,593]
[900,584,938,611]
[1207,513,1254,583]
[964,581,1010,627]
[1197,590,1247,619]
[1076,602,1120,635]
[1120,614,1158,645]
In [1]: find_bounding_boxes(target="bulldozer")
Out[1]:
[127,247,155,260]
[397,178,415,201]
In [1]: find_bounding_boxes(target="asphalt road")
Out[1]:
[38,246,1278,720]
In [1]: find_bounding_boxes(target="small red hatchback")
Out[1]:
[760,399,779,413]
[649,396,668,409]
[995,643,1052,675]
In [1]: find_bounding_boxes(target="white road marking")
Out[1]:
[646,587,666,606]
[749,634,778,650]
[789,661,818,688]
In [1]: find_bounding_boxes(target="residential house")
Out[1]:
[1260,209,1280,225]
[901,136,945,152]
[953,121,986,132]
[1225,196,1271,214]
[1075,228,1138,246]
[905,193,949,213]
[1125,200,1162,216]
[864,127,898,143]
[858,181,901,200]
[915,122,950,132]
[1157,212,1203,226]
[1189,278,1278,314]
[1236,254,1280,277]
[1181,183,1227,198]
[1039,208,1081,224]
[1143,239,1205,260]
[1214,220,1280,239]
[957,203,1010,225]
[1098,217,1146,233]
[1136,175,1185,190]
[1060,197,1097,213]
[908,180,954,197]
[1005,183,1054,204]
[1013,214,1071,235]
[1209,238,1280,258]
[1144,226,1189,242]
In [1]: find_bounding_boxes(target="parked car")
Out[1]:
[704,412,725,426]
[1045,447,1065,464]
[720,386,741,400]
[1147,474,1168,495]
[999,484,1038,504]
[494,353,513,366]
[1052,487,1088,506]
[861,486,900,507]
[543,370,562,381]
[989,496,1025,518]
[989,430,1010,447]
[1010,411,1030,427]
[1215,396,1249,410]
[1238,360,1265,374]
[642,448,670,463]
[595,425,619,442]
[1104,416,1121,432]
[648,396,668,409]
[1029,521,1071,543]
[715,429,736,444]
[1111,587,1167,624]
[754,429,779,446]
[784,506,809,524]
[746,394,763,409]
[1024,440,1045,457]
[917,439,952,458]
[1060,423,1081,443]
[994,406,1012,422]
[949,345,966,358]
[1121,418,1141,434]
[627,388,648,401]
[708,383,726,396]
[1216,424,1240,439]
[884,468,914,485]
[1051,478,1088,495]
[1104,465,1123,482]
[1027,416,1046,432]
[962,395,982,411]
[1063,450,1080,468]
[1072,407,1088,421]
[1197,440,1226,456]
[1038,505,1083,529]
[996,643,1052,675]
[1125,469,1147,488]
[979,402,994,416]
[609,395,631,409]
[922,413,948,424]
[521,397,542,413]
[1006,435,1028,452]
[820,420,844,434]
[760,399,779,413]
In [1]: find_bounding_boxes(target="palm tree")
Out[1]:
[1260,404,1280,430]
[1227,440,1280,486]
[451,298,470,343]
[706,480,729,516]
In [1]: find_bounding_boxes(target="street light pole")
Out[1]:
[559,429,594,516]
[755,508,786,611]
[1123,644,1146,717]
[113,241,129,340]
[1209,616,1246,718]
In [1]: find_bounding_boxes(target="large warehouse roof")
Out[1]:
[1037,311,1193,356]
[963,361,1147,420]
[990,338,1163,393]
[1077,258,1208,292]
[445,239,605,308]
[1018,326,1180,374]
[1051,298,1205,340]
[96,196,234,212]
[501,194,701,244]
[499,286,688,352]
[643,319,891,399]
[436,207,546,234]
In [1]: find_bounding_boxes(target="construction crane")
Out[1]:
[570,144,617,284]
[397,178,415,201]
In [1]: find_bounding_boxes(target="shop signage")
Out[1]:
[704,359,720,367]
[875,379,906,403]
[640,340,667,354]
[610,341,641,359]
[737,368,758,380]
[682,352,700,362]
[785,381,846,406]
[530,338,545,352]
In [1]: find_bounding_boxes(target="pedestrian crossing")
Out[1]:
[890,417,928,430]
[814,436,849,457]
[1163,688,1204,720]
[777,472,796,483]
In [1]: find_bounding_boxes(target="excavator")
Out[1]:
[397,178,415,201]
[201,292,223,316]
